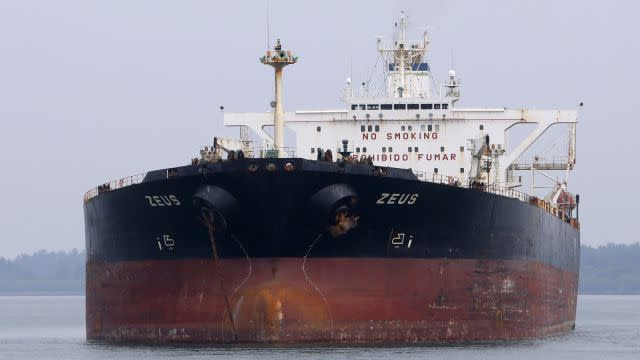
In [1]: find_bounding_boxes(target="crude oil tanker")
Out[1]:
[84,14,580,343]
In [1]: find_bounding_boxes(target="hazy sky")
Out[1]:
[0,0,637,258]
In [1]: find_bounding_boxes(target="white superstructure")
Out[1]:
[222,13,578,196]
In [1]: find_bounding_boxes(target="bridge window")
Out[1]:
[375,125,380,132]
[394,104,406,110]
[363,147,367,153]
[356,147,360,153]
[381,104,392,110]
[434,168,439,174]
[317,126,321,132]
[368,125,373,132]
[421,104,433,110]
[351,104,357,110]
[408,104,419,110]
[440,146,445,152]
[408,126,412,131]
[360,125,365,132]
[421,125,425,131]
[435,124,440,132]
[428,125,433,131]
[414,147,418,152]
[389,147,393,152]
[401,126,406,131]
[311,148,315,153]
[359,104,366,110]
[460,167,465,173]
[434,104,441,110]
[382,147,386,153]
[460,146,464,152]
[442,104,449,109]
[367,104,379,110]
[479,124,484,130]
[408,147,412,152]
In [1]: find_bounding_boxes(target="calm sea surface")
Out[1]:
[0,295,638,359]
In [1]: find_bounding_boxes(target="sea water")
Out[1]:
[0,295,638,359]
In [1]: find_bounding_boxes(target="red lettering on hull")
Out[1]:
[357,153,458,162]
[379,132,438,141]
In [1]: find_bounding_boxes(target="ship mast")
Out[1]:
[260,39,298,157]
[376,12,433,98]
[398,15,406,95]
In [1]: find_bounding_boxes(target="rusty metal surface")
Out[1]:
[86,258,578,343]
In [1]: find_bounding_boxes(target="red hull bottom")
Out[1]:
[86,258,578,343]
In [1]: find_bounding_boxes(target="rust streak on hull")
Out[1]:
[86,258,578,343]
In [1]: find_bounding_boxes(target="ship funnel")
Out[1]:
[260,39,298,157]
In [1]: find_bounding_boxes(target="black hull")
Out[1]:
[84,158,579,271]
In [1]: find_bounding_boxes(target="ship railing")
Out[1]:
[255,147,296,158]
[512,155,572,170]
[413,171,531,203]
[347,88,444,99]
[414,171,579,229]
[83,173,146,203]
[219,147,297,159]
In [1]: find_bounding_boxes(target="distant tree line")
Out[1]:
[0,249,84,295]
[579,243,640,295]
[0,244,639,295]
